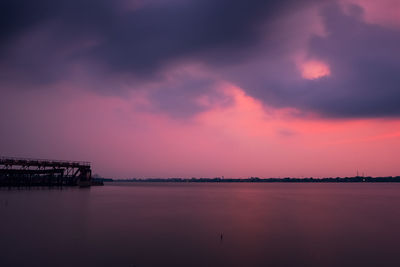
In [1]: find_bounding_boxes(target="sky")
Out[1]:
[1,0,400,178]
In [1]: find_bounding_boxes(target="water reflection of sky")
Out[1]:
[1,183,400,266]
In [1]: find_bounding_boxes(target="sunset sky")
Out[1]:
[1,0,400,178]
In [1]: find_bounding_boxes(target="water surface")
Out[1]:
[1,183,400,266]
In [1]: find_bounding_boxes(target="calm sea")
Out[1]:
[1,183,400,267]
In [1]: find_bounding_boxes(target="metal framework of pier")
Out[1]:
[0,157,92,187]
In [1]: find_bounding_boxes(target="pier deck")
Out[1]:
[0,157,92,187]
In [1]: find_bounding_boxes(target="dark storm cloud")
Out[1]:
[0,0,317,117]
[0,0,310,79]
[229,3,400,118]
[0,0,114,85]
[305,4,400,117]
[2,1,400,118]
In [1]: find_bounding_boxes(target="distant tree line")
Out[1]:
[108,176,400,183]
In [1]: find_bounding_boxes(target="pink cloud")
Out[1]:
[341,0,400,28]
[3,82,400,178]
[300,60,331,80]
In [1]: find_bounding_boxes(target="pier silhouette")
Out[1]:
[0,156,92,187]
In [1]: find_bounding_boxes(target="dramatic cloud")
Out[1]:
[0,0,320,116]
[224,3,400,118]
[4,1,399,118]
[0,0,313,82]
[305,4,400,117]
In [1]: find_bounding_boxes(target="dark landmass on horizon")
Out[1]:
[103,176,400,183]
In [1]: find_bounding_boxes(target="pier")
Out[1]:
[0,157,92,187]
